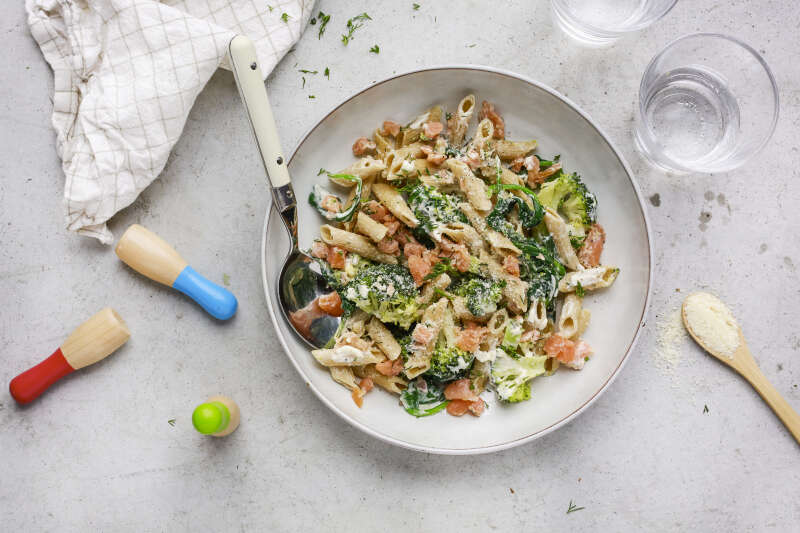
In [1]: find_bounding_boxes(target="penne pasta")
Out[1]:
[494,139,538,160]
[558,266,620,293]
[367,317,402,360]
[355,211,388,243]
[372,182,419,227]
[446,159,492,213]
[333,157,386,184]
[447,94,476,146]
[543,208,582,271]
[312,345,384,367]
[459,202,520,256]
[320,225,398,264]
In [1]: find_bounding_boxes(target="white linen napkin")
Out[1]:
[26,0,315,243]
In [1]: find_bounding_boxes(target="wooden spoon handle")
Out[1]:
[742,362,800,445]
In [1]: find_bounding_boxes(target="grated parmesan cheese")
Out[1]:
[683,292,740,358]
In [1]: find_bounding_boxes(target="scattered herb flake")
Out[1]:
[223,274,231,286]
[301,76,306,88]
[299,69,318,74]
[268,5,273,11]
[317,11,331,38]
[317,168,327,176]
[413,3,420,10]
[310,17,317,25]
[575,282,585,298]
[342,13,371,45]
[566,500,585,514]
[167,419,176,426]
[370,44,380,54]
[281,12,290,22]
[467,43,477,48]
[703,404,709,413]
[324,67,330,78]
[309,95,316,99]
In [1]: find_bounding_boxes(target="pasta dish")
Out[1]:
[292,95,619,418]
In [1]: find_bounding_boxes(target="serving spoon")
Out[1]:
[229,36,340,348]
[682,294,800,445]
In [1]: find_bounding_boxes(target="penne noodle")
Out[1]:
[372,182,419,227]
[320,225,398,264]
[329,366,360,391]
[558,266,620,293]
[312,345,384,367]
[355,211,388,243]
[446,159,492,213]
[543,208,582,271]
[459,202,520,256]
[333,157,386,184]
[494,139,538,160]
[479,249,529,314]
[447,94,476,146]
[367,317,402,360]
[373,128,393,156]
[557,293,582,339]
[418,273,452,305]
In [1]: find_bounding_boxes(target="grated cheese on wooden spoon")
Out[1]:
[683,292,740,358]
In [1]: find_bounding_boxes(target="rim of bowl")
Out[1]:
[551,0,679,35]
[261,65,654,455]
[637,32,781,174]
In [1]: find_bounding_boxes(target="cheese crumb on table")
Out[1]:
[683,292,740,358]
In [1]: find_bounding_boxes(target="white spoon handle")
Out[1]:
[228,35,297,245]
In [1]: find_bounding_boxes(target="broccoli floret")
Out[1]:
[343,264,420,328]
[501,316,524,355]
[425,340,474,382]
[507,383,531,402]
[536,173,597,236]
[490,351,548,403]
[407,184,468,237]
[452,277,505,317]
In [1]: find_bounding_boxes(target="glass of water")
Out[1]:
[635,33,779,174]
[551,0,677,46]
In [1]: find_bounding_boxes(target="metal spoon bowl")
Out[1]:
[229,36,340,348]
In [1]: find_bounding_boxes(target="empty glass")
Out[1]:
[550,0,677,46]
[635,33,779,174]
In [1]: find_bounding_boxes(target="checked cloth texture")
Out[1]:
[26,0,315,243]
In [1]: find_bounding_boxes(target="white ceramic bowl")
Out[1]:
[262,66,652,454]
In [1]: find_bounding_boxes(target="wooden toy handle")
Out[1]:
[9,349,74,404]
[115,224,237,320]
[9,308,130,404]
[115,224,188,286]
[740,355,800,445]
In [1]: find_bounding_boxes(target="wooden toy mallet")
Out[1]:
[115,224,237,320]
[9,308,131,404]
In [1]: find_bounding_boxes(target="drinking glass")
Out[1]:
[550,0,678,46]
[635,33,779,174]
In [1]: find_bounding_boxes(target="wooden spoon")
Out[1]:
[682,296,800,445]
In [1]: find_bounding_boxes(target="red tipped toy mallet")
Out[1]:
[9,308,131,404]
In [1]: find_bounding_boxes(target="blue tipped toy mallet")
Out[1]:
[115,224,237,320]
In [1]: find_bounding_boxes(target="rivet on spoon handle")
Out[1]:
[115,224,237,320]
[9,308,130,404]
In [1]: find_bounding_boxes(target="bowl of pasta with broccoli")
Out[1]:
[262,66,652,454]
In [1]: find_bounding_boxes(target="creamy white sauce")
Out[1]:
[400,159,416,174]
[474,348,501,363]
[329,345,364,364]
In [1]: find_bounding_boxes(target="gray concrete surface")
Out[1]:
[2,1,799,531]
